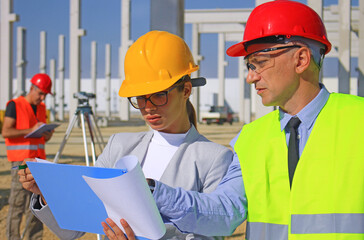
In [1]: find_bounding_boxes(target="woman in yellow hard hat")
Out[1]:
[23,31,233,239]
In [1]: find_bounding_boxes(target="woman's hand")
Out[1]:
[18,158,42,195]
[102,218,136,240]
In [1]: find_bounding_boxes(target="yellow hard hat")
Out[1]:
[119,31,199,97]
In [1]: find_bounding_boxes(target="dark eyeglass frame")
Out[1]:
[245,45,302,72]
[128,84,182,109]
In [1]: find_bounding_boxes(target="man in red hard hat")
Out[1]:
[226,1,364,239]
[2,73,53,240]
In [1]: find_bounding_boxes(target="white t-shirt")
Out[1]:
[142,129,189,180]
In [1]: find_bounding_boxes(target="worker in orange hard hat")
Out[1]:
[2,73,53,240]
[21,31,234,240]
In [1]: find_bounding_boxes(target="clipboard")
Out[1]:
[27,156,166,239]
[24,123,60,138]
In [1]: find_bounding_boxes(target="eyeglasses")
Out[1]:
[128,84,182,109]
[245,45,301,74]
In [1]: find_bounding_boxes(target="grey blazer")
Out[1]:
[31,125,233,239]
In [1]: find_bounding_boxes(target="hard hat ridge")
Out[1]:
[119,31,199,97]
[227,0,332,57]
[30,73,53,95]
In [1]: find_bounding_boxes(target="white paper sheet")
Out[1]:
[82,155,166,239]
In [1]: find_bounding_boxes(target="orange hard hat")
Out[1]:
[30,73,53,94]
[227,0,332,57]
[119,31,199,97]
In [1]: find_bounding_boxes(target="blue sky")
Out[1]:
[12,0,355,80]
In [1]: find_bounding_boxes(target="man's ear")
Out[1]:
[295,47,311,74]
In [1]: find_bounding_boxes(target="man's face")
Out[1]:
[30,86,47,105]
[245,43,301,108]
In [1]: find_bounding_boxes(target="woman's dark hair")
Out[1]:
[175,75,198,129]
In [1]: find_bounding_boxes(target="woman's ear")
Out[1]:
[184,82,192,99]
[295,47,311,74]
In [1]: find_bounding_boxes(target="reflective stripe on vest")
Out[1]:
[7,144,45,150]
[291,213,364,234]
[7,144,39,150]
[247,213,364,240]
[246,222,288,240]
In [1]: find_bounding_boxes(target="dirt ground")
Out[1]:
[0,119,246,239]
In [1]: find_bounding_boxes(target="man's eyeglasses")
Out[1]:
[128,84,182,109]
[245,45,301,74]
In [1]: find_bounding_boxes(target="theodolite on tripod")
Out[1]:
[53,91,105,165]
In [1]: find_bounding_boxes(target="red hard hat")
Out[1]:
[30,73,53,94]
[227,0,332,57]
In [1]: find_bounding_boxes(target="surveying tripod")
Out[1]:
[53,92,105,165]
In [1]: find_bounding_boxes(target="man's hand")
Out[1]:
[102,218,136,240]
[42,130,54,142]
[30,122,44,132]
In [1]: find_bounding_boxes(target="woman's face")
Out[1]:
[139,82,192,133]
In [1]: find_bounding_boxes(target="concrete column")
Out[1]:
[307,0,324,82]
[307,0,323,17]
[254,94,274,120]
[191,23,203,122]
[69,0,86,121]
[49,59,56,121]
[105,44,111,118]
[58,35,65,121]
[358,0,364,96]
[40,31,47,73]
[255,0,270,7]
[239,58,251,124]
[338,0,351,94]
[253,0,274,119]
[150,0,184,37]
[0,0,18,110]
[91,41,97,114]
[16,27,27,97]
[218,33,227,107]
[119,0,132,121]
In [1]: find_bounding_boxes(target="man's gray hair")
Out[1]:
[284,36,326,69]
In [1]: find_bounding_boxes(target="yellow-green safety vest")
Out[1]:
[235,93,364,240]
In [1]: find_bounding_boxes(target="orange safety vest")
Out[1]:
[5,96,47,162]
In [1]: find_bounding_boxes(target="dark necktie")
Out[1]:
[287,117,301,188]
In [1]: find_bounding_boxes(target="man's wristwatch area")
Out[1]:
[146,178,155,193]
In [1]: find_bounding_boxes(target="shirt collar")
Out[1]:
[152,127,190,147]
[280,84,330,131]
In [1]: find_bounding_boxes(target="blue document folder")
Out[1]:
[27,162,126,235]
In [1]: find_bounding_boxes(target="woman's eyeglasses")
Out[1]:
[128,84,181,109]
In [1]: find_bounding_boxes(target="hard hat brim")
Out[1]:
[227,41,246,57]
[191,77,206,87]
